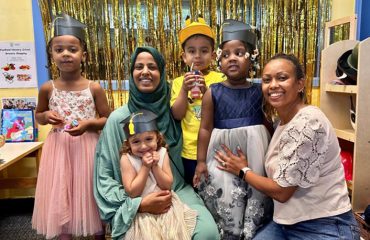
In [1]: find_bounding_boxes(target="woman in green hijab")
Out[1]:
[94,46,219,239]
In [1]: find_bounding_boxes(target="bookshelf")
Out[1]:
[320,38,370,212]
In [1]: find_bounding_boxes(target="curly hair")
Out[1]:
[120,131,167,156]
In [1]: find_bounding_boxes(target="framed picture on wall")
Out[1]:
[1,97,37,110]
[1,109,35,142]
[324,15,357,48]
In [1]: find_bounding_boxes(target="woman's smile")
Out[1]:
[133,52,160,93]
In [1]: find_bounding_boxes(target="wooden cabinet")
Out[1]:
[320,38,370,212]
[0,142,43,198]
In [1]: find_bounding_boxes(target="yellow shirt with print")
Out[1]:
[170,71,225,160]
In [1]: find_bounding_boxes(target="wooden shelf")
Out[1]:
[335,128,355,142]
[325,84,357,94]
[320,39,370,212]
[346,180,353,193]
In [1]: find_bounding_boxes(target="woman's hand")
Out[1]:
[215,144,248,176]
[193,161,208,188]
[139,190,172,214]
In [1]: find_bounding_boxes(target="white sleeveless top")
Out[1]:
[48,80,96,124]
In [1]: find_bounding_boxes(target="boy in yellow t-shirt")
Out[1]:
[170,17,224,187]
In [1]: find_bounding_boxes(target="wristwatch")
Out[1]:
[239,167,251,180]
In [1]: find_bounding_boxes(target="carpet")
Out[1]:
[0,198,97,240]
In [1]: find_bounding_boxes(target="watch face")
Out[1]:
[239,169,244,179]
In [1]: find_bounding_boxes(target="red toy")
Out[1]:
[340,151,353,181]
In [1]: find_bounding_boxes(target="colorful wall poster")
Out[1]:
[1,109,35,142]
[0,42,38,88]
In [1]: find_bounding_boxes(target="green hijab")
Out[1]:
[127,46,185,189]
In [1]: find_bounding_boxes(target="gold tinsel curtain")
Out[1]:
[38,0,331,109]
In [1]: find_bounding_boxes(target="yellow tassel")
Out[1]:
[129,118,135,135]
[128,112,143,135]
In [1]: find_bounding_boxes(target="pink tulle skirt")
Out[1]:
[32,130,103,239]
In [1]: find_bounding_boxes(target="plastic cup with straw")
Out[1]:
[190,62,201,99]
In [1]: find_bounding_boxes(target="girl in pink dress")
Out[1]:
[32,13,110,240]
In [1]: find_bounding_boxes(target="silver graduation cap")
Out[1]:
[221,19,257,48]
[52,13,86,41]
[121,109,158,137]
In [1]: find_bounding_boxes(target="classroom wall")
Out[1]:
[332,0,355,20]
[0,0,38,95]
[355,0,370,40]
[0,0,38,198]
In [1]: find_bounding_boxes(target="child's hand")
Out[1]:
[193,161,208,188]
[152,151,160,165]
[196,75,207,94]
[142,152,154,168]
[64,120,87,136]
[45,111,64,125]
[182,72,197,92]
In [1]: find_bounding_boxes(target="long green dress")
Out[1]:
[93,47,219,239]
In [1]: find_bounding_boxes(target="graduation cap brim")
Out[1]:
[222,30,257,48]
[336,50,357,84]
[221,19,257,48]
[52,13,86,41]
[121,110,158,137]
